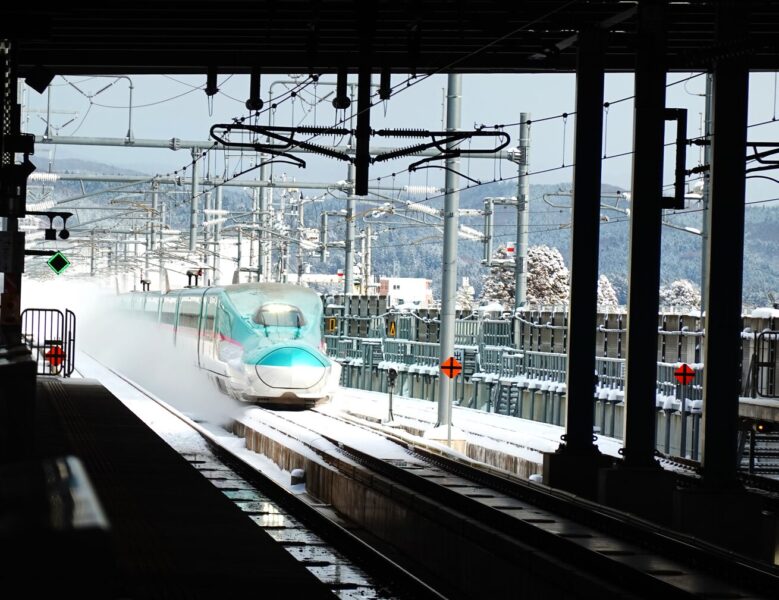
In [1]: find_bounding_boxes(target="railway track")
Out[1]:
[250,407,778,600]
[93,361,443,600]
[333,394,779,497]
[81,356,778,599]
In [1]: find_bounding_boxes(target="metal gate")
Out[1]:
[20,308,76,377]
[753,331,778,398]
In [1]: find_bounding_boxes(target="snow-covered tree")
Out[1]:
[659,278,701,309]
[480,244,571,309]
[456,277,476,311]
[597,274,619,309]
[526,244,570,306]
[480,246,515,309]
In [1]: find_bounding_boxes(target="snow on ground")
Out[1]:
[329,386,625,461]
[245,407,415,462]
[74,351,307,492]
[27,276,624,479]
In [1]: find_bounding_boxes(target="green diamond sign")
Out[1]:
[47,251,71,275]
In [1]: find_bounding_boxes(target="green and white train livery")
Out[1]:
[121,282,340,408]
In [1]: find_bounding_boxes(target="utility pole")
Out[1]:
[189,147,199,252]
[513,113,531,310]
[90,229,96,276]
[437,73,462,429]
[44,85,52,138]
[344,81,357,299]
[150,182,158,258]
[203,189,212,279]
[364,223,373,294]
[159,202,166,278]
[344,162,356,298]
[258,158,267,282]
[297,197,304,284]
[214,183,223,284]
[250,187,257,280]
[260,185,271,281]
[236,225,242,279]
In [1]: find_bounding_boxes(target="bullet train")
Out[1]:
[120,282,341,409]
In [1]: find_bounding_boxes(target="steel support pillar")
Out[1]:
[621,1,667,470]
[700,5,749,489]
[673,5,772,562]
[0,41,24,348]
[543,29,610,499]
[560,29,604,454]
[355,65,371,196]
[597,1,677,523]
[0,40,36,461]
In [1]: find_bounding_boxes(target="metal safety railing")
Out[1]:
[322,305,779,465]
[20,308,76,377]
[752,330,778,398]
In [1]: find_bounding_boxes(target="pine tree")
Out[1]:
[480,244,571,309]
[456,277,476,311]
[479,246,516,309]
[526,244,570,306]
[597,274,619,309]
[659,278,701,309]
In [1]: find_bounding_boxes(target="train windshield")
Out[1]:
[225,284,324,346]
[253,304,306,328]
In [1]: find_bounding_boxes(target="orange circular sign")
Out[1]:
[440,356,462,378]
[45,345,65,367]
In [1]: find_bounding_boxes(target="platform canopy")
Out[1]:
[5,1,779,76]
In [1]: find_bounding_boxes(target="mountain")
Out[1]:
[28,158,779,308]
[307,179,778,308]
[30,156,148,177]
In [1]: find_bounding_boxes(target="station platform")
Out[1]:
[1,375,336,599]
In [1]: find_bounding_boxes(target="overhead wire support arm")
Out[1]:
[745,141,779,173]
[209,124,354,168]
[371,129,511,165]
[661,108,687,210]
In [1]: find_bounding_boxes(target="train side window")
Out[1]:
[200,295,218,358]
[144,295,161,321]
[216,304,241,362]
[202,296,217,335]
[178,296,201,331]
[130,293,144,312]
[217,304,232,338]
[160,296,178,326]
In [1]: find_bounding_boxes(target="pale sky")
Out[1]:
[20,70,779,202]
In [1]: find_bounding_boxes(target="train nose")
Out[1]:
[254,347,328,389]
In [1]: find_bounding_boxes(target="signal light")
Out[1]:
[755,421,775,433]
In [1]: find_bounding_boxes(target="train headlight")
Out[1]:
[255,347,328,389]
[257,347,326,368]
